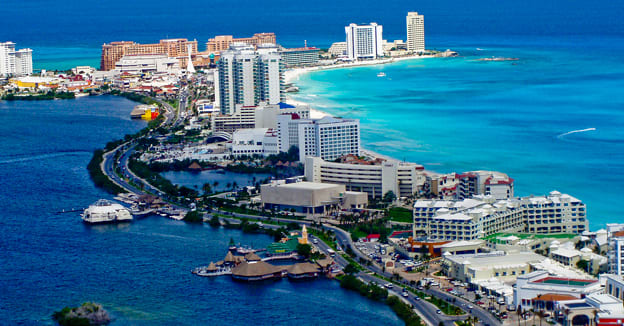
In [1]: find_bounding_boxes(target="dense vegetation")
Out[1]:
[183,210,203,223]
[2,90,75,101]
[339,275,423,326]
[86,149,127,195]
[110,90,159,106]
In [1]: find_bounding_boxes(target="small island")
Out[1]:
[53,302,110,326]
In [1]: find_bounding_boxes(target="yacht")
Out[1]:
[81,199,133,224]
[377,72,386,77]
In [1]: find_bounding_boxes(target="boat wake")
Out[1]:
[0,151,89,164]
[557,128,596,139]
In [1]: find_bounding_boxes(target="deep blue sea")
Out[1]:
[0,97,401,325]
[1,0,624,323]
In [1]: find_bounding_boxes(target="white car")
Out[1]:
[385,283,393,289]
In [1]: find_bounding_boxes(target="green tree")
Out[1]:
[383,191,397,203]
[296,243,312,258]
[202,183,212,196]
[183,210,203,223]
[208,215,220,227]
[343,262,359,275]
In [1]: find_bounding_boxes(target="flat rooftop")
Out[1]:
[268,182,340,190]
[534,277,597,287]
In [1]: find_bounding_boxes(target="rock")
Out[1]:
[53,302,110,326]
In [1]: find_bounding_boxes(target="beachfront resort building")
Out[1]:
[345,23,384,60]
[513,271,602,311]
[114,54,180,74]
[206,33,276,53]
[406,12,425,53]
[304,156,427,199]
[413,191,588,241]
[0,42,33,77]
[457,170,514,200]
[215,44,283,115]
[328,42,347,57]
[278,47,320,67]
[276,114,360,161]
[607,224,624,276]
[231,128,279,157]
[260,181,368,215]
[100,39,198,71]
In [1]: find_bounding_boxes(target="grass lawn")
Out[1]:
[484,232,577,243]
[387,207,413,223]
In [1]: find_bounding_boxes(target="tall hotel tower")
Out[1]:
[215,44,282,115]
[0,42,33,77]
[406,12,425,53]
[345,23,384,60]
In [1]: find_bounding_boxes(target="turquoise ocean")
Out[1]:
[290,36,624,229]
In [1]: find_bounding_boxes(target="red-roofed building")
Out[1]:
[365,234,380,242]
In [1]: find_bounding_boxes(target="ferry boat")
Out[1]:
[377,72,386,77]
[192,264,232,277]
[81,199,133,224]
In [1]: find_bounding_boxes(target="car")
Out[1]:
[415,296,421,301]
[312,239,319,244]
[501,313,508,319]
[402,292,409,297]
[476,301,485,305]
[436,310,442,314]
[467,305,473,309]
[446,288,453,292]
[385,283,393,289]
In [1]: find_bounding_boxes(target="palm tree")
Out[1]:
[517,306,523,326]
[536,309,546,326]
[213,181,219,189]
[202,183,212,195]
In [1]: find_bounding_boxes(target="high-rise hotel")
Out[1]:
[345,23,384,60]
[0,42,33,77]
[215,44,283,115]
[406,12,425,53]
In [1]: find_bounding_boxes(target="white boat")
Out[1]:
[74,92,90,98]
[81,199,133,224]
[377,72,386,77]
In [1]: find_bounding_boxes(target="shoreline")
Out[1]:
[284,53,442,84]
[284,54,441,170]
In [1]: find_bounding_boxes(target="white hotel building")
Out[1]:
[277,114,360,162]
[345,23,384,60]
[215,44,282,115]
[0,42,33,77]
[305,157,427,199]
[607,224,624,277]
[231,128,279,157]
[413,191,588,241]
[406,12,425,53]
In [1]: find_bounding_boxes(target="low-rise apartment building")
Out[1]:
[413,191,588,241]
